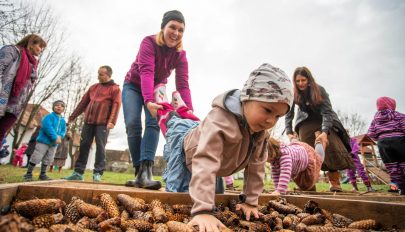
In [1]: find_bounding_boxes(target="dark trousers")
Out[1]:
[0,113,17,149]
[74,123,109,175]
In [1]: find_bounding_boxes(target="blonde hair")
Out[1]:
[267,137,281,161]
[155,31,183,52]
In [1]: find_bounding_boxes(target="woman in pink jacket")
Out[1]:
[123,10,194,190]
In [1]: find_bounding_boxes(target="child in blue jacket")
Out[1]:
[24,100,66,181]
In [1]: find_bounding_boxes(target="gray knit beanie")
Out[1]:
[53,100,65,111]
[161,10,185,29]
[240,63,294,111]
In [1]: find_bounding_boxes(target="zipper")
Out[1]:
[87,84,102,123]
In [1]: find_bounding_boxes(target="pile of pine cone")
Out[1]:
[0,194,395,231]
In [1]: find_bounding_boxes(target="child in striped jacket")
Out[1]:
[268,135,325,195]
[367,96,405,195]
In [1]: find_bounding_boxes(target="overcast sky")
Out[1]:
[36,0,405,152]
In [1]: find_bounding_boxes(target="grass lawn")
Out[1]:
[0,164,389,193]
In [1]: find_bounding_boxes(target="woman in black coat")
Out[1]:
[285,66,354,192]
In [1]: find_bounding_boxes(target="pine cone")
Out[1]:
[76,198,105,218]
[32,213,64,228]
[332,213,353,228]
[121,219,153,231]
[167,212,189,223]
[121,210,130,222]
[305,226,364,232]
[150,199,168,223]
[163,203,174,214]
[172,204,192,215]
[99,217,121,231]
[154,223,169,232]
[117,194,147,214]
[300,213,325,226]
[228,199,238,212]
[49,224,76,232]
[303,200,320,214]
[268,200,297,214]
[76,216,91,229]
[65,197,81,223]
[257,204,269,214]
[0,213,35,232]
[166,221,193,232]
[348,219,378,230]
[99,193,120,218]
[13,199,66,219]
[126,228,140,232]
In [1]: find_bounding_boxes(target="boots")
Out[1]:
[327,171,343,192]
[132,160,161,190]
[125,165,141,187]
[23,163,35,182]
[39,164,51,180]
[351,182,359,192]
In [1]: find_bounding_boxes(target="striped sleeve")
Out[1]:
[275,152,292,194]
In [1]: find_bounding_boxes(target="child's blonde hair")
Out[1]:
[267,137,281,161]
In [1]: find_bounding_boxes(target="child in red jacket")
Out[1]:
[12,143,27,167]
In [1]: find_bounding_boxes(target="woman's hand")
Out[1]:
[188,214,227,232]
[287,133,298,142]
[146,102,163,118]
[235,203,261,221]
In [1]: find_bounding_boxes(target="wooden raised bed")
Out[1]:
[1,180,404,229]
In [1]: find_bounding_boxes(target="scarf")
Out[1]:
[11,46,37,97]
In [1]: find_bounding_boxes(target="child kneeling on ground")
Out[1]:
[23,100,66,181]
[154,63,293,231]
[268,135,325,195]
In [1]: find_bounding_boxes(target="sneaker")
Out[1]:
[23,174,33,182]
[93,173,102,182]
[39,175,52,181]
[366,186,376,192]
[64,172,84,181]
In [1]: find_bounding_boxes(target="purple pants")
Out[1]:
[0,113,17,149]
[385,162,405,191]
[346,152,371,186]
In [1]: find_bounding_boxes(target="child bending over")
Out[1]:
[268,135,325,195]
[153,63,293,231]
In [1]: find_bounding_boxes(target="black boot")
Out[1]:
[39,164,51,180]
[134,160,161,190]
[23,163,35,181]
[125,165,140,187]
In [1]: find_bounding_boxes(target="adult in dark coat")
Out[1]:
[285,66,354,192]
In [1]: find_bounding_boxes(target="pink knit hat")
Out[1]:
[376,96,396,111]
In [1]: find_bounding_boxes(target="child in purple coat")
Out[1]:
[346,137,375,192]
[367,96,405,195]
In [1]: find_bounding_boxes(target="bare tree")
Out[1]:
[336,109,367,137]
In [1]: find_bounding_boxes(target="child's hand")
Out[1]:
[235,203,261,221]
[107,123,115,129]
[188,214,226,232]
[56,136,62,144]
[315,131,328,149]
[270,190,281,196]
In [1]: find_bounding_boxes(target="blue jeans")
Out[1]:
[163,115,199,192]
[122,82,159,166]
